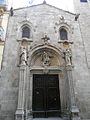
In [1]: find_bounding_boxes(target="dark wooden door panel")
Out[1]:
[33,88,44,111]
[47,88,60,110]
[33,74,61,118]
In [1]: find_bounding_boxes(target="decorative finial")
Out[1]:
[75,13,80,21]
[43,0,46,4]
[42,33,50,44]
[10,7,14,16]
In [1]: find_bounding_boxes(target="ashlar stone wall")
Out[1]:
[0,3,90,120]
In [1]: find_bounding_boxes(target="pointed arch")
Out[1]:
[60,28,68,40]
[22,25,30,38]
[16,20,33,40]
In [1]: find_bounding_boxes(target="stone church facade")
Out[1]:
[0,0,90,120]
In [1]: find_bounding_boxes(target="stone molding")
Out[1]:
[17,38,33,42]
[15,65,27,120]
[58,40,73,44]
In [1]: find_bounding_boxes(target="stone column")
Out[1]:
[15,46,27,120]
[65,49,80,120]
[24,66,30,120]
[66,66,80,120]
[29,73,33,118]
[15,65,26,120]
[24,73,33,119]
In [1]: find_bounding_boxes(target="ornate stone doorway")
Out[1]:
[15,44,80,120]
[32,74,61,118]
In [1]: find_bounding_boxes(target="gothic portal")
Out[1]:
[1,1,90,120]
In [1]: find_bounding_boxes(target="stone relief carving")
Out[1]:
[55,16,65,26]
[41,34,50,44]
[20,46,27,65]
[75,13,80,21]
[60,16,65,22]
[41,51,53,67]
[66,48,72,66]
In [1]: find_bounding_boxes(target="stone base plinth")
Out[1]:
[15,109,24,120]
[70,106,80,120]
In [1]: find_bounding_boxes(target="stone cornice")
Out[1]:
[30,66,65,72]
[58,40,73,44]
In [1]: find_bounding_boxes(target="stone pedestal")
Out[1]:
[15,109,24,120]
[70,106,80,120]
[66,65,80,120]
[15,65,26,120]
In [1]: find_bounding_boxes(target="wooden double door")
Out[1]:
[32,74,61,118]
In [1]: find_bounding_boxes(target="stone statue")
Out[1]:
[66,48,72,66]
[60,16,64,22]
[10,7,14,16]
[41,51,52,67]
[75,14,80,21]
[20,46,27,65]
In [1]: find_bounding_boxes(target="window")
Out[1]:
[80,0,87,2]
[60,28,68,40]
[22,26,30,38]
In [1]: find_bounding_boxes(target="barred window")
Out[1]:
[60,28,68,40]
[22,26,30,38]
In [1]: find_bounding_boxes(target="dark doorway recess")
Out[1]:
[32,74,61,118]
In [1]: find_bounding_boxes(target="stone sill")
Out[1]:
[58,40,73,44]
[17,38,33,42]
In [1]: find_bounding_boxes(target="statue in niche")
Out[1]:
[20,46,27,65]
[41,51,52,67]
[66,48,72,66]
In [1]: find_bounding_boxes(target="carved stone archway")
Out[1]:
[28,45,67,117]
[15,43,80,120]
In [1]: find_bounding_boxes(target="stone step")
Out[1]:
[28,117,64,120]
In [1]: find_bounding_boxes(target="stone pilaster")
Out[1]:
[15,65,26,120]
[66,65,80,120]
[24,73,33,119]
[29,73,33,118]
